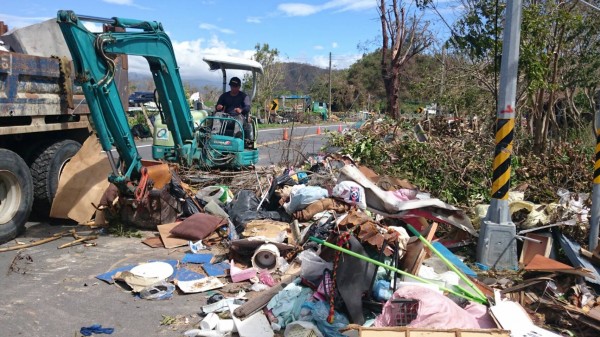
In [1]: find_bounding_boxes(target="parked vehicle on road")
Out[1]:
[0,19,128,243]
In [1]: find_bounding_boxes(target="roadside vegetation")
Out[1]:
[324,0,600,210]
[127,1,600,209]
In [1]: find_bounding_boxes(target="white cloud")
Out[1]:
[0,13,52,29]
[332,42,338,48]
[102,0,151,10]
[314,45,324,50]
[325,0,376,12]
[278,3,320,17]
[246,17,261,24]
[311,52,361,69]
[278,0,375,16]
[103,0,135,4]
[199,23,234,34]
[128,35,260,84]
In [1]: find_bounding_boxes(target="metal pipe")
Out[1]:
[75,14,116,25]
[308,236,487,304]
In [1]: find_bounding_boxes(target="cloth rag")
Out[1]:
[80,324,114,336]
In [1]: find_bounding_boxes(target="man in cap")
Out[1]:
[215,77,254,147]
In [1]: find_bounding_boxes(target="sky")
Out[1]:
[0,0,461,85]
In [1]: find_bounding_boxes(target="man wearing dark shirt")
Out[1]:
[215,77,250,116]
[214,77,254,147]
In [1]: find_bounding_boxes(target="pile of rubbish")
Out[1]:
[91,153,600,337]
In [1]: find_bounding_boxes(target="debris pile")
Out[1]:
[66,149,599,337]
[7,145,600,336]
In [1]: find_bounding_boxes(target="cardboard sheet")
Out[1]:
[157,222,188,248]
[50,135,111,223]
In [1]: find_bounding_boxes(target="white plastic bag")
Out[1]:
[332,181,366,209]
[297,250,332,284]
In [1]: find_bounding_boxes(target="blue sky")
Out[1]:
[1,0,461,84]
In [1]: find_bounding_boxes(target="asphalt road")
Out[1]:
[133,124,343,166]
[0,124,345,336]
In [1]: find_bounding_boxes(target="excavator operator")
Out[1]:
[215,77,254,148]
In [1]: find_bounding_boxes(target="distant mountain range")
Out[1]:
[129,62,329,94]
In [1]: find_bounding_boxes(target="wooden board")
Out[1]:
[344,325,509,337]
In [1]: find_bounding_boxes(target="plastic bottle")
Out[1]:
[372,279,393,302]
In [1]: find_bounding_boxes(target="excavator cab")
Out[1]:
[201,55,262,149]
[152,55,262,168]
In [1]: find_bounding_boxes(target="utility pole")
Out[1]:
[328,52,332,115]
[591,91,600,250]
[477,0,522,270]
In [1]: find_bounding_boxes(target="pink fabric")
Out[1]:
[374,285,483,329]
[463,302,498,329]
[391,189,418,201]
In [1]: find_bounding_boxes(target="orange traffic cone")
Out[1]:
[337,124,343,132]
[283,128,289,140]
[316,126,321,135]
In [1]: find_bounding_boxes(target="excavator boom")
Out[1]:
[56,10,196,185]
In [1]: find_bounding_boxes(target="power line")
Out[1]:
[579,0,600,11]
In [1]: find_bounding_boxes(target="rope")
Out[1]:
[328,232,351,324]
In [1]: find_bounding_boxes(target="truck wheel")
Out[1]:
[30,140,81,216]
[0,149,33,244]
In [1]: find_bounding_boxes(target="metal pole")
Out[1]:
[328,52,332,116]
[477,0,522,270]
[591,92,600,250]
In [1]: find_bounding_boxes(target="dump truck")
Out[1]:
[0,19,128,243]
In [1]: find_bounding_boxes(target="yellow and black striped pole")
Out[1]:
[477,0,521,270]
[590,99,600,251]
[491,113,514,201]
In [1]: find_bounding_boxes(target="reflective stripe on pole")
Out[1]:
[595,132,600,184]
[590,102,600,251]
[491,116,514,200]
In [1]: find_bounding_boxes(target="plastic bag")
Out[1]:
[332,181,366,209]
[298,250,333,284]
[182,197,201,217]
[196,186,234,204]
[284,185,329,214]
[139,281,175,300]
[225,190,291,233]
[299,301,349,337]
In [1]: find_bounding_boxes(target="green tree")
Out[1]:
[249,43,283,120]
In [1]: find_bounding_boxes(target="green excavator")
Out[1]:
[56,10,260,196]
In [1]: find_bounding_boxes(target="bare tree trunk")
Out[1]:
[378,0,431,119]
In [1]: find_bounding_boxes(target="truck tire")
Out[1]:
[30,140,81,216]
[0,149,33,244]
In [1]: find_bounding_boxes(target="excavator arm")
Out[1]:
[56,10,196,187]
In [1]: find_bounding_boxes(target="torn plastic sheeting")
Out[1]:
[337,165,476,236]
[226,189,291,233]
